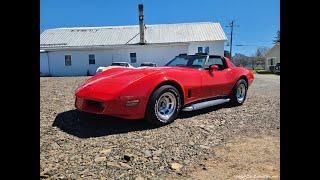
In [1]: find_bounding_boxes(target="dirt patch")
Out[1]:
[183,135,280,179]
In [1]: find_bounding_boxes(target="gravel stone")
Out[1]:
[94,156,106,163]
[170,163,183,171]
[144,150,152,158]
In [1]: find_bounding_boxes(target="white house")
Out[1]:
[265,42,280,71]
[40,22,227,76]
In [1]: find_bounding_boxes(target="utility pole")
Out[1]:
[228,20,234,61]
[226,20,238,61]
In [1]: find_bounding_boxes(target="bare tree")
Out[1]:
[252,47,270,69]
[233,53,250,67]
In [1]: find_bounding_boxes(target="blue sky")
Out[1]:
[40,0,279,56]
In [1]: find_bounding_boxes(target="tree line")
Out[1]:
[232,47,270,69]
[232,30,279,69]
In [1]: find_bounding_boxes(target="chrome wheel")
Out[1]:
[236,84,246,103]
[155,92,177,122]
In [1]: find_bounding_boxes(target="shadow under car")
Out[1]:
[52,103,233,138]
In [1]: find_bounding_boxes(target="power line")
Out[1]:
[226,44,273,47]
[235,44,273,47]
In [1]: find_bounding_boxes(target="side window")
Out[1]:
[191,58,205,68]
[198,47,203,53]
[130,53,137,63]
[89,54,95,64]
[205,57,226,70]
[65,55,71,66]
[204,46,209,54]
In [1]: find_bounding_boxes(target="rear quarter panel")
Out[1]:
[225,57,254,87]
[231,67,254,87]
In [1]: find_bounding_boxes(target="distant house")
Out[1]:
[40,22,227,76]
[265,43,280,71]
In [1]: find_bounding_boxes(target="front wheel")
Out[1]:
[229,79,248,106]
[145,85,181,126]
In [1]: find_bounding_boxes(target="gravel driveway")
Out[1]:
[40,74,280,179]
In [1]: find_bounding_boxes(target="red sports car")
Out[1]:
[75,53,254,125]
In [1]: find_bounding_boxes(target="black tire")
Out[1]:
[145,85,181,126]
[229,79,248,106]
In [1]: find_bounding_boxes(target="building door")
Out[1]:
[88,54,96,75]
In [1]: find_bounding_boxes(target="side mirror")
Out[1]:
[209,65,219,72]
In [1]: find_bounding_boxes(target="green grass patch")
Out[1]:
[254,70,275,74]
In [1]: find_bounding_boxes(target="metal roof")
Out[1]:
[40,22,227,49]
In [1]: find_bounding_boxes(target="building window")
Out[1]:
[205,46,209,54]
[130,53,137,63]
[198,47,203,53]
[89,54,95,64]
[268,58,275,66]
[65,55,71,66]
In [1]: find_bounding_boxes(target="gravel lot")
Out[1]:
[40,74,280,179]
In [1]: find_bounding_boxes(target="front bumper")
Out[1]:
[75,96,146,119]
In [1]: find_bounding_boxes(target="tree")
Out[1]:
[233,53,251,67]
[273,30,280,44]
[252,47,270,69]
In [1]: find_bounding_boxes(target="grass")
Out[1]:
[252,68,276,74]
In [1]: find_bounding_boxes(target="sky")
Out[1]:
[40,0,279,56]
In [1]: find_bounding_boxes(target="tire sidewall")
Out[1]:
[146,85,181,125]
[231,79,248,105]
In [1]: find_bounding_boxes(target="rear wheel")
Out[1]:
[145,85,181,126]
[230,79,248,106]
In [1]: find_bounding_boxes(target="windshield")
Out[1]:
[165,56,206,68]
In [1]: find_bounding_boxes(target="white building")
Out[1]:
[265,42,280,71]
[40,22,227,76]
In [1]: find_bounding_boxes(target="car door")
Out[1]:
[201,57,233,98]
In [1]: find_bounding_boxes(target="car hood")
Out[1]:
[75,67,160,100]
[75,66,198,100]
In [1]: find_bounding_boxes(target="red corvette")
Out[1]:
[75,53,254,125]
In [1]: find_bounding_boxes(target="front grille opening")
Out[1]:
[85,100,105,113]
[86,100,103,108]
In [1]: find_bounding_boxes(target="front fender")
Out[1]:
[119,72,184,117]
